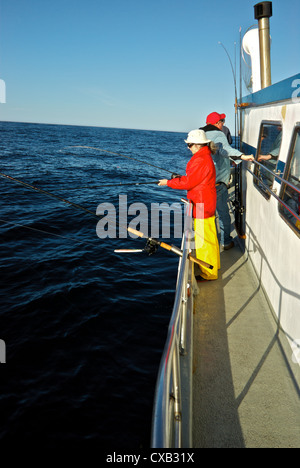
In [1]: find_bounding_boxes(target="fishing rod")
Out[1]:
[65,146,176,176]
[65,180,160,190]
[81,180,160,188]
[0,171,213,270]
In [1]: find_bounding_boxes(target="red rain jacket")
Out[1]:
[167,146,216,219]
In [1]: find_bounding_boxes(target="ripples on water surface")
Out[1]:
[0,121,189,447]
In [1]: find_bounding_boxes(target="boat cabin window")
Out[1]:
[254,123,283,199]
[279,126,300,236]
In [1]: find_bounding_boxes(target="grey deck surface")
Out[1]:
[192,243,300,448]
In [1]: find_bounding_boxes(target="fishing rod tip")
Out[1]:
[114,249,144,253]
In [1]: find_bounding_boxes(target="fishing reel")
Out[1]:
[144,237,160,256]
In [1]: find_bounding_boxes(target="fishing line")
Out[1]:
[64,146,175,175]
[0,218,98,246]
[0,219,94,315]
[0,171,212,269]
[0,172,101,220]
[59,148,161,181]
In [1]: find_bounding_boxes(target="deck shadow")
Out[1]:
[192,242,300,448]
[192,246,246,448]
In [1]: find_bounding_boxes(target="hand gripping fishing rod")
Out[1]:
[0,172,213,270]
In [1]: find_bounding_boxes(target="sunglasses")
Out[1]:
[187,143,194,148]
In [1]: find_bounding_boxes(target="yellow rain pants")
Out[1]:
[194,216,220,280]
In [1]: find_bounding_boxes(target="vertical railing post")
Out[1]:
[172,340,182,448]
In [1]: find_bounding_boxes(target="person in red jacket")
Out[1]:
[158,129,220,280]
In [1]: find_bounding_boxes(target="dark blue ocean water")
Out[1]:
[0,121,189,447]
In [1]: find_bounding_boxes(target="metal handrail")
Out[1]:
[252,159,300,194]
[151,201,194,448]
[247,161,300,222]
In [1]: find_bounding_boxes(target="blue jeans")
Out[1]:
[216,183,232,246]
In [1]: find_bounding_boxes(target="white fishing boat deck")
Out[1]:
[192,237,300,448]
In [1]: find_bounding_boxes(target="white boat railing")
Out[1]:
[151,201,195,448]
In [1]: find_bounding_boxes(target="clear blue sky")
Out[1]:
[0,0,299,133]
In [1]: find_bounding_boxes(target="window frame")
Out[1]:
[278,123,300,238]
[253,120,283,200]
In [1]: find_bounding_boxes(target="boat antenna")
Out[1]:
[0,171,212,270]
[64,146,175,175]
[239,26,242,150]
[218,41,239,146]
